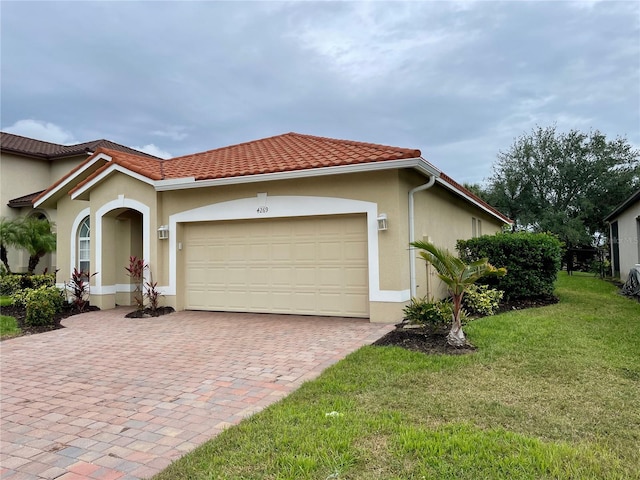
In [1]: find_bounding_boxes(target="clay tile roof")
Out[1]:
[161,132,422,180]
[67,147,164,196]
[0,132,160,160]
[34,147,164,204]
[8,190,46,208]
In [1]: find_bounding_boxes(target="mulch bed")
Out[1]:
[0,303,100,338]
[1,303,175,340]
[374,294,559,356]
[373,325,477,355]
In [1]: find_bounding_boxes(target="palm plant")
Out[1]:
[14,217,57,274]
[410,240,506,347]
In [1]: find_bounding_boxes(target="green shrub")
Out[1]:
[403,297,463,327]
[0,274,22,296]
[24,285,64,327]
[462,284,504,316]
[28,273,56,289]
[11,288,29,308]
[0,273,55,296]
[457,232,562,299]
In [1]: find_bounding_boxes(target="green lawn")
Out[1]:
[154,273,639,479]
[119,275,640,477]
[0,295,20,338]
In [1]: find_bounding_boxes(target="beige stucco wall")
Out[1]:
[409,170,505,300]
[54,195,90,286]
[50,157,88,184]
[0,153,51,219]
[1,152,87,273]
[610,200,640,282]
[157,171,405,305]
[53,167,507,322]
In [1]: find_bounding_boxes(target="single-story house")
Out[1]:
[604,189,640,282]
[34,132,511,323]
[0,132,158,273]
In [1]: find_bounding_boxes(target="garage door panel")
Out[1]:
[249,268,270,286]
[319,268,342,286]
[250,243,270,259]
[184,214,368,317]
[344,242,367,260]
[294,267,316,287]
[345,267,368,285]
[272,243,293,260]
[271,267,293,286]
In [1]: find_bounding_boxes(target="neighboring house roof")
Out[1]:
[604,189,640,222]
[8,190,46,208]
[34,132,512,224]
[0,132,160,160]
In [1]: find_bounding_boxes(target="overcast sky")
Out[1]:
[1,1,638,185]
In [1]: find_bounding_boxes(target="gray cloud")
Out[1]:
[2,1,638,184]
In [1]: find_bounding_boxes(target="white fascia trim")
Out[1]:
[155,157,439,191]
[436,177,511,224]
[71,164,157,200]
[94,196,151,292]
[34,153,112,208]
[166,195,406,303]
[70,207,91,279]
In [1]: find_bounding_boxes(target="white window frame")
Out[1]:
[78,216,91,274]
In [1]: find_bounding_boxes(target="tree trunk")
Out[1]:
[447,324,466,347]
[27,254,41,275]
[0,244,12,273]
[448,293,466,347]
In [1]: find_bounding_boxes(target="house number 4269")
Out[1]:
[257,206,269,214]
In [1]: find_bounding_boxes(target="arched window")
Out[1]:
[78,217,90,273]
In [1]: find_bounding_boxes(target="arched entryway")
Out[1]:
[93,197,150,310]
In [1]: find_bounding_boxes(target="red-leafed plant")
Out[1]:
[65,267,97,312]
[125,256,147,311]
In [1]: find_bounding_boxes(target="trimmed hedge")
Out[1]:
[457,232,562,299]
[0,273,56,296]
[24,285,64,327]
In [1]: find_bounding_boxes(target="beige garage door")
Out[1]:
[183,214,369,317]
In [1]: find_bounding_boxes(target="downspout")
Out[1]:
[409,175,436,298]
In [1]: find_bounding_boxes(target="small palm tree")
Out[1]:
[14,217,57,274]
[411,240,506,347]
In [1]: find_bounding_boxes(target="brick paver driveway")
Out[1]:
[1,308,393,479]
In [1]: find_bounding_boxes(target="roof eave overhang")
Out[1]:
[154,157,438,191]
[435,177,512,225]
[604,189,640,222]
[33,152,113,208]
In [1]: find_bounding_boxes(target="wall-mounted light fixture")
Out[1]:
[158,225,169,240]
[377,214,388,231]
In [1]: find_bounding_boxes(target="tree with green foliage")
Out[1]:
[12,217,56,274]
[483,126,639,246]
[0,218,21,273]
[411,240,506,347]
